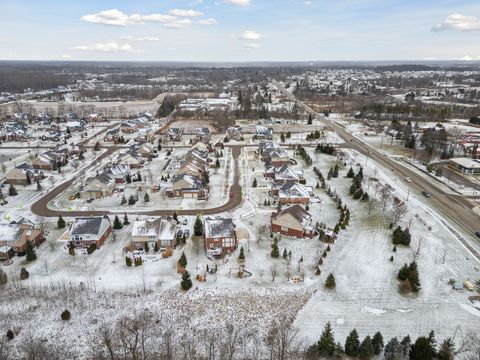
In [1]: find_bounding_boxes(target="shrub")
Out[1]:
[61,309,71,321]
[6,330,14,340]
[20,267,29,280]
[125,256,132,267]
[87,243,96,255]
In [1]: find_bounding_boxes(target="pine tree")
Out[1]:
[238,246,245,261]
[144,192,150,202]
[57,215,66,228]
[307,113,313,125]
[333,164,339,178]
[181,270,193,291]
[372,331,384,355]
[178,253,187,268]
[144,241,149,253]
[68,241,75,256]
[6,329,14,340]
[327,168,333,180]
[123,213,130,225]
[126,173,132,183]
[345,329,360,357]
[128,195,136,205]
[93,141,101,151]
[271,238,280,258]
[8,184,17,196]
[172,211,178,222]
[26,240,37,262]
[347,167,355,178]
[120,195,127,205]
[316,322,336,357]
[437,338,455,360]
[252,178,257,188]
[61,309,71,321]
[325,273,336,289]
[20,267,29,280]
[282,248,288,259]
[359,336,374,360]
[194,215,203,236]
[113,215,123,230]
[215,158,220,168]
[409,336,434,360]
[125,256,132,267]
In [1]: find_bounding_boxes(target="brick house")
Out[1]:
[204,218,237,256]
[264,165,302,183]
[130,217,178,251]
[270,181,313,205]
[167,174,208,199]
[0,220,45,255]
[271,205,317,238]
[79,173,115,199]
[70,216,112,248]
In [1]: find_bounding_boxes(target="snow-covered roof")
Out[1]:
[70,216,110,238]
[205,218,235,239]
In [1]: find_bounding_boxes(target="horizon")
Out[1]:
[1,0,480,62]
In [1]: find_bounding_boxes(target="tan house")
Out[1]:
[5,163,37,185]
[130,217,178,251]
[79,173,115,199]
[167,174,208,199]
[0,221,44,255]
[271,205,316,238]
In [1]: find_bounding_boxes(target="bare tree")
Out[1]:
[270,264,277,282]
[266,316,302,360]
[392,199,408,224]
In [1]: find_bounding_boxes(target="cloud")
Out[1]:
[81,9,182,27]
[169,9,203,17]
[71,41,133,52]
[163,19,192,29]
[197,18,217,25]
[460,55,480,61]
[224,0,250,6]
[243,42,260,49]
[123,36,160,41]
[432,13,480,32]
[61,54,72,59]
[238,30,266,41]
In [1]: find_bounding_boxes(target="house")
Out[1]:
[167,128,184,141]
[131,217,178,251]
[135,128,153,142]
[79,173,115,199]
[135,143,156,159]
[256,126,274,140]
[271,204,317,238]
[103,164,131,183]
[263,147,290,166]
[66,120,85,132]
[204,218,237,256]
[87,113,105,122]
[167,174,208,199]
[186,148,210,165]
[104,128,120,142]
[178,160,206,178]
[450,158,480,175]
[264,165,302,183]
[70,216,112,248]
[118,152,144,169]
[6,163,36,185]
[271,181,314,205]
[120,122,136,133]
[196,127,212,142]
[226,126,243,141]
[0,220,44,255]
[31,150,67,170]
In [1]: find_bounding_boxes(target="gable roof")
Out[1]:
[70,216,110,237]
[272,205,311,225]
[205,218,235,238]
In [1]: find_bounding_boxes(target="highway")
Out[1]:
[280,86,480,261]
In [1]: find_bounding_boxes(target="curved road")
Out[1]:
[31,145,243,217]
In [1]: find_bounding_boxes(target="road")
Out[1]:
[30,145,243,217]
[283,88,480,260]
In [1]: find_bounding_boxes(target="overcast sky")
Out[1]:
[1,0,480,62]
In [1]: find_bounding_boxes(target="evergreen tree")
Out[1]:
[137,172,142,181]
[359,336,374,360]
[280,132,286,142]
[144,192,150,202]
[128,195,136,205]
[316,322,336,357]
[6,329,14,340]
[8,184,17,196]
[26,240,37,262]
[282,248,288,259]
[194,215,203,236]
[325,273,336,289]
[252,178,257,188]
[172,211,178,222]
[57,215,66,228]
[345,329,360,357]
[61,309,71,321]
[181,270,193,291]
[113,215,123,230]
[120,195,127,205]
[327,168,333,180]
[126,173,132,183]
[125,256,132,267]
[215,158,220,168]
[123,213,130,225]
[238,246,245,261]
[178,253,188,268]
[437,338,455,360]
[384,337,401,360]
[307,113,313,125]
[0,268,7,287]
[271,238,280,258]
[372,332,384,355]
[68,241,75,256]
[409,336,434,360]
[333,164,339,178]
[144,241,149,253]
[20,267,29,280]
[347,167,355,178]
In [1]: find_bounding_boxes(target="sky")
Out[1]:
[0,0,480,62]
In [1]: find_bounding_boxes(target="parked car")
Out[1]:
[176,229,183,238]
[182,218,188,225]
[405,177,411,182]
[184,229,190,238]
[475,231,480,239]
[0,200,8,205]
[86,197,95,203]
[422,191,432,197]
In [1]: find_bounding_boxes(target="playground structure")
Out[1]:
[229,264,252,278]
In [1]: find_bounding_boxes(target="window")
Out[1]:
[281,226,288,232]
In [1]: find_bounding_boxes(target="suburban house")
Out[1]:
[256,126,274,139]
[118,152,144,169]
[31,150,67,170]
[167,174,208,199]
[226,126,243,141]
[79,173,115,199]
[270,181,314,205]
[130,217,178,251]
[86,113,105,122]
[104,128,121,142]
[450,158,480,175]
[120,122,136,133]
[135,143,156,159]
[178,160,207,178]
[204,218,237,256]
[264,165,302,183]
[0,220,44,255]
[271,204,317,238]
[5,163,39,185]
[196,127,212,142]
[103,164,131,183]
[167,128,184,141]
[261,147,289,166]
[186,149,210,165]
[69,216,112,248]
